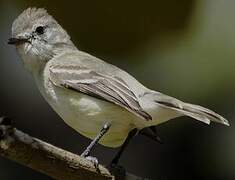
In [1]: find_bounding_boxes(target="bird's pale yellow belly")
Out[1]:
[43,84,137,148]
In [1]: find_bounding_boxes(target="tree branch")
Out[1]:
[0,117,145,180]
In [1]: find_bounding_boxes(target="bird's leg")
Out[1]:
[108,128,138,177]
[81,122,111,167]
[110,128,138,165]
[139,126,163,144]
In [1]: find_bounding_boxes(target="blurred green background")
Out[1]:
[0,0,234,179]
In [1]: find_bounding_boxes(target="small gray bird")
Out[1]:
[8,8,229,167]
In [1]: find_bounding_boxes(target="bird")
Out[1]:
[8,7,229,169]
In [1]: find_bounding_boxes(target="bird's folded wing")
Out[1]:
[49,64,152,120]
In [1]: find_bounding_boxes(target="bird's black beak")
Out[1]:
[8,37,29,45]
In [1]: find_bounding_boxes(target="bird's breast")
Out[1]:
[35,74,136,147]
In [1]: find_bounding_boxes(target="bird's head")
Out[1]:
[9,7,76,72]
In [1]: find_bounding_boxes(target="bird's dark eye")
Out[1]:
[35,26,44,35]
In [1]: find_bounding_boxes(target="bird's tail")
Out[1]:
[152,92,229,126]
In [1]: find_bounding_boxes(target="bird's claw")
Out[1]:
[85,156,99,169]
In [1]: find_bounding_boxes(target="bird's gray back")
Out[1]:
[49,50,149,97]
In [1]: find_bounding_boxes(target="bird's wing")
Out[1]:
[49,64,152,121]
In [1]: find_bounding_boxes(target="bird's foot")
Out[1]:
[85,156,99,168]
[81,154,100,171]
[107,163,126,178]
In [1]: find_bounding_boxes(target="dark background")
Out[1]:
[0,0,234,179]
